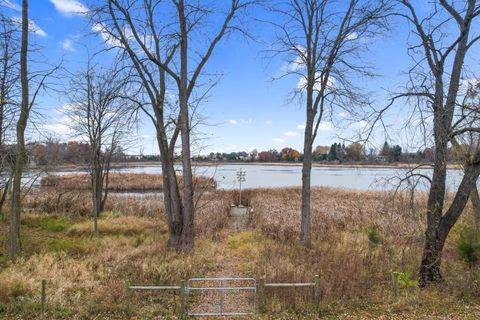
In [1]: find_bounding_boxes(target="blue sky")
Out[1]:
[2,0,478,155]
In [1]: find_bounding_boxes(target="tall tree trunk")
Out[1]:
[420,161,480,286]
[8,0,28,261]
[157,133,185,249]
[301,114,313,247]
[419,121,448,285]
[91,168,101,237]
[177,0,195,251]
[470,185,480,231]
[91,145,102,237]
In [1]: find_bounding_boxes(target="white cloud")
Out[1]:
[338,111,348,118]
[273,138,285,143]
[297,73,336,92]
[346,32,358,41]
[61,37,75,52]
[284,131,299,137]
[318,121,333,131]
[92,22,131,48]
[351,120,368,129]
[228,119,238,125]
[459,78,480,95]
[0,0,21,11]
[41,122,72,136]
[281,45,306,73]
[240,118,252,125]
[50,0,88,15]
[12,17,47,37]
[297,122,332,132]
[265,120,272,125]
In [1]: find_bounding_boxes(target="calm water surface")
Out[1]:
[101,164,470,192]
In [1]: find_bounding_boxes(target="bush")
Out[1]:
[456,226,480,265]
[23,215,71,232]
[396,271,418,289]
[46,239,89,255]
[367,228,381,245]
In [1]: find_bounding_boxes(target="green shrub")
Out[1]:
[40,217,71,232]
[367,228,381,245]
[456,226,480,265]
[46,239,88,255]
[396,271,418,288]
[24,215,71,232]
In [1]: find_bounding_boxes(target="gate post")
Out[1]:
[125,279,131,317]
[179,280,186,317]
[258,277,266,313]
[313,274,320,308]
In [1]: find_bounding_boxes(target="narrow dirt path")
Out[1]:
[187,220,255,317]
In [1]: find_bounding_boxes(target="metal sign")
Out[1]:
[236,168,246,205]
[186,277,256,317]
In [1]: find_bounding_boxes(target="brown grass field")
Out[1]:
[40,173,217,192]
[0,186,479,319]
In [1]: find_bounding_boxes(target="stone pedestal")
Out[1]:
[229,205,251,231]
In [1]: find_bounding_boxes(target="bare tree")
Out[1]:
[7,0,58,260]
[8,0,29,260]
[0,11,19,215]
[92,0,254,250]
[270,0,391,246]
[64,61,136,236]
[384,0,480,285]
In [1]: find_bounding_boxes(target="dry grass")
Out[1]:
[1,186,479,319]
[67,215,159,236]
[40,173,217,192]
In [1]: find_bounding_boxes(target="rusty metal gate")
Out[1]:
[186,277,256,316]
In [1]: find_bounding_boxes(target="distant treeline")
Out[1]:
[193,142,460,164]
[19,140,465,166]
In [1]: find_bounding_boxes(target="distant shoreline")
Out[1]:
[41,161,462,171]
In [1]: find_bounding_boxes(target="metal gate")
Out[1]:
[186,277,256,316]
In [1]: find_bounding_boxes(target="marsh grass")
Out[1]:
[0,186,479,318]
[40,173,217,192]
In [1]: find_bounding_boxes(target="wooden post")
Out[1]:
[392,272,398,301]
[125,280,131,316]
[41,279,46,310]
[258,277,266,313]
[313,275,320,308]
[179,280,186,317]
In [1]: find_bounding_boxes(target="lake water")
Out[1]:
[100,164,471,192]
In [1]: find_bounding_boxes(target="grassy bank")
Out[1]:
[0,187,479,319]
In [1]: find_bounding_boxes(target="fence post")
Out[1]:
[125,280,131,316]
[41,279,46,310]
[392,272,398,301]
[258,277,266,313]
[313,274,320,308]
[179,280,186,317]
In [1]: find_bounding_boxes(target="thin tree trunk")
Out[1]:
[470,185,480,231]
[0,177,10,214]
[8,0,28,261]
[177,0,195,251]
[301,115,313,247]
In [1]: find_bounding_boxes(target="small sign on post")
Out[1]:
[41,279,46,310]
[236,168,246,206]
[392,272,399,301]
